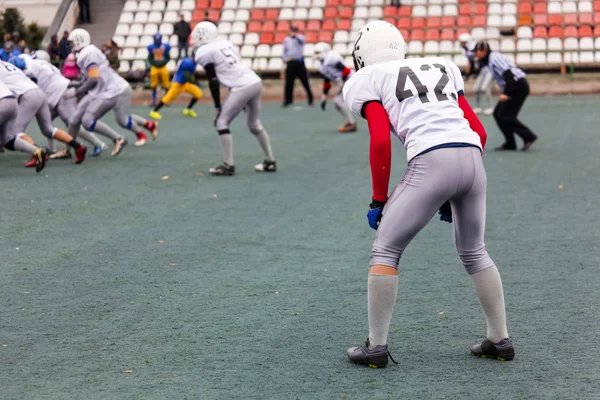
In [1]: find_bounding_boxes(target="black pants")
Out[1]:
[284,60,313,105]
[493,78,537,149]
[78,0,91,23]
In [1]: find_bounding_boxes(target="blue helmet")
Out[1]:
[8,55,26,70]
[153,32,162,45]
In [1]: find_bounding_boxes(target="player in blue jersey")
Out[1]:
[149,57,202,120]
[147,32,171,105]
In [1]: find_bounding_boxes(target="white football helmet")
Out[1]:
[68,28,91,52]
[33,50,51,62]
[314,42,331,60]
[458,33,472,45]
[351,20,406,71]
[191,21,218,46]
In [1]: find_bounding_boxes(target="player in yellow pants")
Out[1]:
[149,57,203,120]
[147,32,171,105]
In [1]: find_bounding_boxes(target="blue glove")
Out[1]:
[367,199,386,230]
[438,200,452,223]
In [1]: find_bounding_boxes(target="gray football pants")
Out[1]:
[372,146,494,276]
[215,82,264,134]
[53,95,104,145]
[0,96,18,144]
[14,88,57,139]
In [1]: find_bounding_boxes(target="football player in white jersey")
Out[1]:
[0,60,87,166]
[342,21,513,368]
[314,42,357,133]
[66,29,157,151]
[0,79,47,172]
[192,21,276,176]
[12,52,123,158]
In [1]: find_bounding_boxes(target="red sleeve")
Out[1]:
[342,67,351,78]
[364,101,392,202]
[458,94,487,150]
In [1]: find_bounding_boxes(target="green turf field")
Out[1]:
[1,96,600,399]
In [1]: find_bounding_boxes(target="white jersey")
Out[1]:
[22,58,69,107]
[76,45,130,99]
[343,57,482,161]
[318,51,347,83]
[0,60,38,96]
[0,80,13,100]
[195,40,261,91]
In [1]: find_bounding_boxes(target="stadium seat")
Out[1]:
[113,35,125,47]
[318,31,333,41]
[294,8,308,19]
[119,60,130,73]
[428,5,442,16]
[486,27,500,39]
[245,32,259,44]
[579,13,593,25]
[167,0,182,10]
[268,0,282,6]
[534,26,548,38]
[160,23,174,36]
[229,33,243,45]
[517,38,532,51]
[143,24,159,35]
[236,9,250,21]
[453,54,467,67]
[115,24,129,36]
[333,43,347,55]
[441,16,455,27]
[307,20,320,31]
[517,26,532,39]
[232,22,247,33]
[443,5,458,16]
[580,51,595,63]
[148,11,162,23]
[440,28,454,40]
[134,12,148,23]
[129,23,144,36]
[322,19,336,31]
[132,60,146,70]
[411,17,425,28]
[412,5,427,16]
[531,52,546,64]
[424,40,439,53]
[547,2,562,13]
[501,38,515,52]
[410,29,425,40]
[255,44,270,57]
[547,52,562,63]
[240,44,255,58]
[334,31,349,43]
[164,11,178,23]
[224,0,237,7]
[152,0,166,10]
[471,27,485,39]
[487,15,501,27]
[120,12,134,24]
[276,21,290,32]
[407,41,423,55]
[260,32,274,44]
[425,30,440,40]
[140,35,153,47]
[253,58,268,71]
[352,18,366,30]
[516,53,531,65]
[262,21,276,32]
[595,26,600,37]
[564,51,579,63]
[282,0,295,6]
[239,0,253,7]
[548,26,563,38]
[579,26,593,37]
[136,47,149,59]
[564,37,578,50]
[488,3,501,15]
[457,16,471,27]
[182,0,195,9]
[503,3,517,14]
[564,26,578,38]
[439,40,453,53]
[533,14,548,26]
[221,10,235,21]
[502,15,517,27]
[518,3,531,14]
[308,8,323,19]
[369,6,383,18]
[250,9,264,20]
[125,36,140,47]
[138,0,151,11]
[354,6,368,18]
[219,22,232,34]
[124,0,137,12]
[426,17,441,28]
[305,31,318,42]
[580,37,594,50]
[121,48,136,59]
[280,8,294,19]
[548,37,562,50]
[563,1,577,13]
[268,58,283,71]
[271,43,283,57]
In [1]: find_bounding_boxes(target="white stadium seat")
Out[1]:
[253,58,268,71]
[547,52,562,63]
[596,52,600,62]
[424,41,439,54]
[121,47,136,59]
[140,35,153,47]
[504,54,515,64]
[297,0,310,6]
[487,15,501,27]
[500,38,515,52]
[271,44,283,57]
[167,0,182,10]
[562,2,577,13]
[333,43,347,55]
[240,45,255,57]
[245,32,259,45]
[235,9,249,21]
[135,47,149,59]
[370,0,384,5]
[312,0,326,6]
[268,0,282,6]
[517,26,532,39]
[579,1,592,13]
[169,35,178,46]
[148,11,162,23]
[564,38,578,50]
[548,38,562,51]
[255,44,270,57]
[352,19,366,30]
[294,8,308,19]
[407,41,423,55]
[412,5,426,16]
[219,22,232,34]
[531,52,546,64]
[516,53,531,65]
[428,5,442,16]
[137,0,151,11]
[502,3,516,14]
[532,38,547,51]
[502,15,517,27]
[159,23,174,36]
[125,36,140,47]
[283,0,296,6]
[152,1,166,11]
[488,3,501,14]
[229,33,243,45]
[232,22,246,33]
[354,7,368,18]
[254,0,267,6]
[163,11,178,23]
[241,58,252,69]
[280,8,294,19]
[369,6,383,18]
[119,60,130,73]
[443,5,457,16]
[129,23,144,35]
[217,33,228,41]
[355,0,369,5]
[166,60,177,72]
[304,43,314,57]
[143,24,159,36]
[169,47,179,58]
[115,24,129,36]
[453,55,467,67]
[547,2,561,13]
[429,0,442,4]
[517,39,532,52]
[334,31,349,43]
[132,60,147,70]
[134,12,149,23]
[439,40,453,53]
[595,37,600,49]
[471,27,485,40]
[580,37,594,50]
[224,0,238,8]
[485,27,500,39]
[181,0,195,9]
[308,8,323,19]
[221,10,235,21]
[268,58,283,71]
[579,51,594,63]
[239,0,253,7]
[564,52,578,64]
[487,39,499,51]
[124,1,137,12]
[112,36,125,47]
[413,0,427,5]
[120,12,134,23]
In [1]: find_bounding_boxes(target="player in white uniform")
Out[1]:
[314,42,357,133]
[0,60,87,166]
[0,79,47,172]
[13,52,121,158]
[459,33,493,115]
[192,21,276,176]
[342,21,513,368]
[67,29,157,152]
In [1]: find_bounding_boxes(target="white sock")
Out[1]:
[219,133,234,166]
[254,130,274,162]
[368,273,398,347]
[14,138,38,154]
[77,129,104,147]
[46,138,56,152]
[471,266,509,343]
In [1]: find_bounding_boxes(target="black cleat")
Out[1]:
[471,338,515,361]
[254,160,277,172]
[32,147,47,173]
[347,338,398,368]
[209,163,235,176]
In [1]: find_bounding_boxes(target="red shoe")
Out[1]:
[74,145,87,164]
[144,120,158,141]
[135,132,148,147]
[25,151,49,168]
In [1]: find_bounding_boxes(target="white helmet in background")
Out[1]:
[314,42,331,60]
[351,20,406,71]
[458,33,472,46]
[68,28,91,52]
[192,21,218,46]
[34,50,51,62]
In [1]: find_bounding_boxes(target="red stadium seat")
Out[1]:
[458,0,470,4]
[474,4,486,14]
[457,16,471,27]
[595,1,600,11]
[324,7,337,18]
[293,21,306,31]
[564,14,577,25]
[455,28,469,39]
[441,16,455,27]
[411,17,425,28]
[594,25,600,36]
[341,0,353,5]
[326,0,340,5]
[383,17,396,25]
[533,14,548,26]
[265,9,279,19]
[533,26,548,38]
[579,13,593,24]
[399,29,409,39]
[533,2,547,13]
[548,26,563,38]
[410,29,425,40]
[192,10,205,21]
[563,25,578,37]
[251,9,264,20]
[208,9,220,21]
[425,29,440,41]
[196,0,209,8]
[595,12,600,23]
[459,4,472,15]
[397,17,410,29]
[260,32,274,44]
[441,29,454,40]
[307,20,320,31]
[338,19,351,30]
[472,15,486,26]
[275,32,287,42]
[210,0,223,8]
[318,31,333,42]
[426,17,441,28]
[384,6,397,17]
[474,0,486,4]
[579,25,593,37]
[306,31,318,42]
[276,21,290,32]
[339,7,353,18]
[398,6,411,16]
[247,21,261,32]
[322,19,336,31]
[548,14,562,25]
[518,3,532,14]
[262,20,275,32]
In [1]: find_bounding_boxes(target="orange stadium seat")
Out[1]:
[324,7,337,18]
[410,29,425,40]
[307,20,320,31]
[459,4,472,15]
[322,19,336,31]
[455,28,468,39]
[397,17,410,29]
[473,15,486,26]
[533,26,548,38]
[318,31,333,42]
[275,32,287,42]
[548,26,563,38]
[211,0,223,8]
[579,13,593,24]
[564,25,578,37]
[518,3,532,14]
[339,7,353,18]
[441,28,454,40]
[398,6,411,17]
[192,10,205,21]
[338,19,351,30]
[548,14,562,25]
[277,21,291,32]
[474,4,486,14]
[262,20,276,32]
[384,6,397,17]
[341,0,354,5]
[579,25,593,36]
[305,31,318,42]
[294,21,306,31]
[533,14,548,25]
[533,3,547,13]
[411,17,425,28]
[248,21,261,32]
[196,0,209,8]
[251,9,264,20]
[441,16,455,27]
[457,15,471,27]
[425,29,440,41]
[426,17,441,28]
[595,1,600,11]
[264,9,278,19]
[594,25,600,36]
[327,0,340,5]
[260,32,274,44]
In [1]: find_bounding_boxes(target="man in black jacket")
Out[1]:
[475,41,537,151]
[174,15,191,59]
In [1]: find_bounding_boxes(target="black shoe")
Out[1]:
[254,160,277,172]
[471,338,515,361]
[347,338,398,368]
[522,137,537,151]
[495,145,517,151]
[209,163,235,176]
[308,99,314,107]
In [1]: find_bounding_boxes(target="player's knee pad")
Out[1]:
[81,113,96,131]
[248,123,264,135]
[370,244,402,270]
[215,118,229,132]
[459,248,494,275]
[118,115,133,130]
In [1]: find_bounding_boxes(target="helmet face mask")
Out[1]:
[68,29,91,52]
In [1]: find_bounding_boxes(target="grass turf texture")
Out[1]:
[1,97,600,399]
